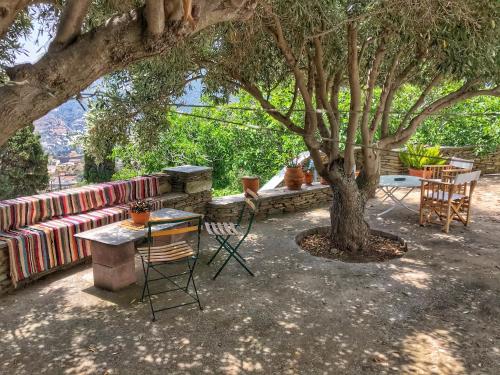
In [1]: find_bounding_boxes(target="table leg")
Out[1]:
[378,187,418,216]
[91,241,136,291]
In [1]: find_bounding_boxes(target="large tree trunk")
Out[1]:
[329,177,370,252]
[326,153,380,253]
[0,0,256,146]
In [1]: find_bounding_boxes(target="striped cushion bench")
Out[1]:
[0,176,161,286]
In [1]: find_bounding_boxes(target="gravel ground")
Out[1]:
[0,175,499,375]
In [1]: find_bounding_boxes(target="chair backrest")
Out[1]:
[450,156,474,170]
[236,189,261,229]
[146,215,203,255]
[453,170,481,185]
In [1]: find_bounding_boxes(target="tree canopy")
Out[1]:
[0,0,257,145]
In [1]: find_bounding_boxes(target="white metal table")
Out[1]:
[377,175,422,216]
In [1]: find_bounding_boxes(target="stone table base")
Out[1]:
[91,241,136,291]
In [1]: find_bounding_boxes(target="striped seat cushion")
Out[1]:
[204,222,241,236]
[136,241,194,263]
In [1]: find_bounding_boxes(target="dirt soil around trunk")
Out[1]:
[0,175,499,375]
[299,232,406,262]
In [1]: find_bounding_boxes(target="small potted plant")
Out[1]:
[399,143,446,178]
[241,173,260,197]
[130,200,152,225]
[284,157,304,190]
[303,160,314,185]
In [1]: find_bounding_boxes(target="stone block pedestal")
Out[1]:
[91,241,136,291]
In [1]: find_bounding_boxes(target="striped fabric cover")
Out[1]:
[0,176,159,231]
[0,176,161,285]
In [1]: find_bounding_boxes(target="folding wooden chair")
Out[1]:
[424,156,474,182]
[205,189,260,280]
[419,170,481,233]
[136,216,203,321]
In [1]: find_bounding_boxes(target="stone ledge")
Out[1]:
[163,165,212,175]
[163,165,212,192]
[209,183,331,206]
[206,183,332,222]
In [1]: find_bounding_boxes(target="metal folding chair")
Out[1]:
[205,189,260,280]
[136,216,203,321]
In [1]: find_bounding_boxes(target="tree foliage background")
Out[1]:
[0,125,49,200]
[84,79,499,195]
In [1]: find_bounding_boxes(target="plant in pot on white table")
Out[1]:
[399,144,446,178]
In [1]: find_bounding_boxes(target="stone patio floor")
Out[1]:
[0,176,499,375]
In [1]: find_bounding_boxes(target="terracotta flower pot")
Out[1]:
[304,170,313,185]
[130,211,150,225]
[408,168,431,179]
[241,176,260,197]
[285,167,304,190]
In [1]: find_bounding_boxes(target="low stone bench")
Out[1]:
[206,183,332,222]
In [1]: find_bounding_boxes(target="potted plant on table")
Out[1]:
[284,157,304,190]
[399,143,446,178]
[130,200,152,225]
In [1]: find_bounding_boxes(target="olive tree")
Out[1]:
[202,0,499,251]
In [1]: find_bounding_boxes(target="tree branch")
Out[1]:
[284,79,298,118]
[267,14,316,135]
[360,33,387,144]
[0,0,33,39]
[395,73,443,133]
[378,54,424,139]
[369,50,401,138]
[0,0,258,145]
[345,22,361,174]
[144,0,165,36]
[239,80,305,135]
[49,0,91,51]
[380,82,499,148]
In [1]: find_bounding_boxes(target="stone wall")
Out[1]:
[355,146,500,175]
[206,183,332,223]
[0,166,213,295]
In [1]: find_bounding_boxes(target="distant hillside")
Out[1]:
[33,80,203,158]
[34,100,86,157]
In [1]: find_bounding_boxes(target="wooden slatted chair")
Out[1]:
[136,216,203,321]
[419,170,481,233]
[423,156,474,182]
[205,189,260,280]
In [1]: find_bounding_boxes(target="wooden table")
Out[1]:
[75,208,201,291]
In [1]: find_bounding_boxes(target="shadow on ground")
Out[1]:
[0,176,499,374]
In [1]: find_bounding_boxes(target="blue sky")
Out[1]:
[15,22,50,64]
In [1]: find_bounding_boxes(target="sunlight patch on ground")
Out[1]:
[390,266,431,289]
[220,352,263,374]
[401,330,465,374]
